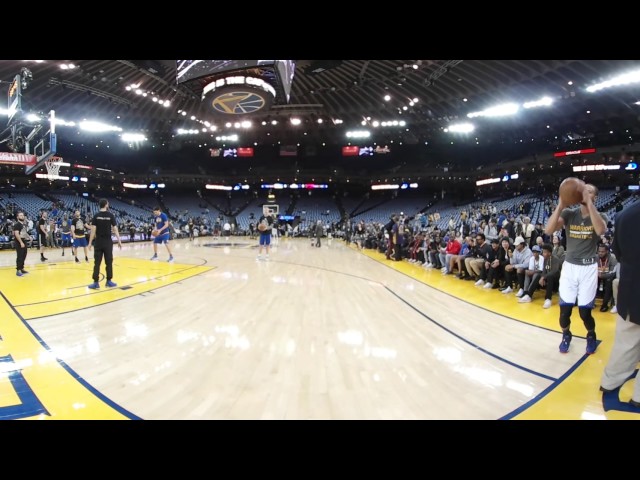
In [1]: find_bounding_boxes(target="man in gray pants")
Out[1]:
[600,200,640,408]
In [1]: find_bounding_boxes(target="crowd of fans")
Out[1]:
[342,198,622,313]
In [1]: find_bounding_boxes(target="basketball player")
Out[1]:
[71,210,89,263]
[151,207,174,262]
[600,196,640,407]
[545,183,607,354]
[38,211,48,261]
[88,198,122,289]
[13,211,30,276]
[256,207,274,261]
[60,215,72,256]
[188,218,195,241]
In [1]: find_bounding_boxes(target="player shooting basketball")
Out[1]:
[545,182,607,354]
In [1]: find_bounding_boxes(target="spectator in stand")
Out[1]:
[552,234,565,261]
[518,243,562,308]
[501,236,533,296]
[596,244,618,312]
[483,238,510,289]
[440,234,461,274]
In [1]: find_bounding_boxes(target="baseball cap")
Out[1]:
[514,236,525,246]
[532,245,542,253]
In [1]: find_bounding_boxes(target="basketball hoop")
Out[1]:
[45,157,61,179]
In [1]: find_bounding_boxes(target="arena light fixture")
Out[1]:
[587,69,640,93]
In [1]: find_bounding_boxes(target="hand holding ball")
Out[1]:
[559,177,585,205]
[152,229,160,237]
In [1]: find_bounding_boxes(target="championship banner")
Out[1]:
[0,151,37,166]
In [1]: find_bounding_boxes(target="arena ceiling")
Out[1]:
[2,60,640,180]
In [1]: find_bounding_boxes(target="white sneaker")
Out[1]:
[611,305,617,314]
[515,288,524,298]
[475,279,485,286]
[518,294,532,303]
[256,255,263,261]
[425,263,432,268]
[543,299,552,309]
[483,282,493,289]
[501,287,513,294]
[441,267,448,274]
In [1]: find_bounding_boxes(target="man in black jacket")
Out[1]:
[88,199,122,289]
[596,244,618,312]
[600,200,640,407]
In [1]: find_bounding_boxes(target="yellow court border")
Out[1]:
[0,258,212,419]
[359,248,639,420]
[1,258,212,320]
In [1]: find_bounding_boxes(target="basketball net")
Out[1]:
[44,156,62,180]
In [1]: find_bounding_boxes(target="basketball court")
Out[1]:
[0,237,637,419]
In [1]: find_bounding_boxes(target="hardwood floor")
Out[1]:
[0,237,636,419]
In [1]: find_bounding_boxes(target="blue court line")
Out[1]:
[251,253,559,382]
[0,290,142,420]
[383,286,558,382]
[601,371,640,414]
[499,353,593,420]
[362,248,582,337]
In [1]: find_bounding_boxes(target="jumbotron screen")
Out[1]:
[176,60,296,102]
[176,60,275,84]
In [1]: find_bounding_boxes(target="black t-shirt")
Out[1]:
[91,210,116,242]
[13,220,29,241]
[38,218,47,236]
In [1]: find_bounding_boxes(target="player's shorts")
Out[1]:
[259,232,271,246]
[153,233,170,244]
[74,237,88,248]
[558,262,598,308]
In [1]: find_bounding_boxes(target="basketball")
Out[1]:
[559,177,585,205]
[257,222,268,232]
[152,229,160,237]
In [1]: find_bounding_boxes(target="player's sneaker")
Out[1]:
[88,282,100,289]
[168,256,174,263]
[16,270,23,277]
[106,281,117,288]
[150,254,158,261]
[559,332,572,354]
[586,332,597,355]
